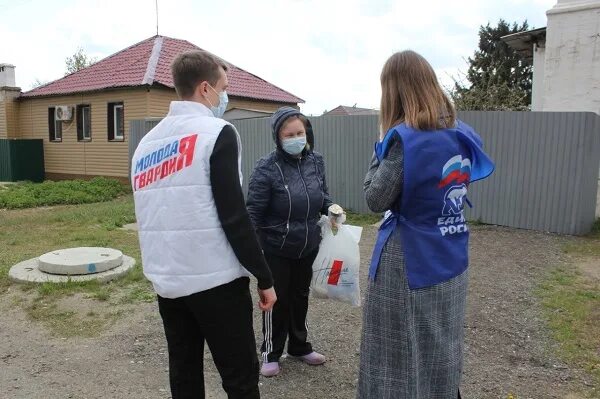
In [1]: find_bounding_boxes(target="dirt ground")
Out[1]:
[0,225,594,399]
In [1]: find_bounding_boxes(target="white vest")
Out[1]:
[131,101,250,299]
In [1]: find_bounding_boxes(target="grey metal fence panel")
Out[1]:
[310,115,379,214]
[580,114,600,228]
[234,118,275,197]
[128,118,162,175]
[231,115,378,213]
[460,111,600,235]
[129,111,600,235]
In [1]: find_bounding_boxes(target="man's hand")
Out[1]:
[258,287,277,312]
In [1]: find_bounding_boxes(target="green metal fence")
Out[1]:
[0,139,44,182]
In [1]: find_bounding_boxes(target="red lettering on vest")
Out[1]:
[146,168,155,184]
[138,172,147,189]
[161,160,169,178]
[168,157,177,175]
[154,165,162,181]
[177,134,198,171]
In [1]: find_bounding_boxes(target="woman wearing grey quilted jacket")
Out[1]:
[246,107,343,378]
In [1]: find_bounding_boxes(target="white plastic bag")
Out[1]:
[311,216,363,307]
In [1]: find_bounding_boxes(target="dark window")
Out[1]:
[48,107,62,142]
[108,102,124,141]
[77,104,91,141]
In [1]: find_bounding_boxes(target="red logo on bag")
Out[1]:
[328,260,343,285]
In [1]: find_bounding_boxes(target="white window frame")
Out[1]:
[54,119,62,141]
[113,104,124,140]
[82,105,91,140]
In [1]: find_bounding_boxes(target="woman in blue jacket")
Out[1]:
[357,51,494,398]
[247,107,342,377]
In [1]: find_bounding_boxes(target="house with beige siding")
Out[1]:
[0,35,303,181]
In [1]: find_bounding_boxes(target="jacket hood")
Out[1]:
[270,106,315,151]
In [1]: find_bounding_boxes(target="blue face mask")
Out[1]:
[281,136,307,156]
[208,85,228,118]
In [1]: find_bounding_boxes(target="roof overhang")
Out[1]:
[18,84,301,105]
[18,85,152,100]
[501,27,547,60]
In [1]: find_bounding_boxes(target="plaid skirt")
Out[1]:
[357,229,468,399]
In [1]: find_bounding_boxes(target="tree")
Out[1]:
[65,47,97,75]
[31,78,48,89]
[452,19,533,111]
[450,80,529,111]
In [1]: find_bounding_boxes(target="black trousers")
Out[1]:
[261,250,317,363]
[157,277,260,399]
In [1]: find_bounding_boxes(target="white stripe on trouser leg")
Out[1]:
[268,311,273,359]
[262,311,273,363]
[262,312,268,362]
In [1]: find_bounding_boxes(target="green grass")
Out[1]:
[345,211,382,227]
[0,196,381,336]
[537,267,600,397]
[564,219,600,257]
[0,194,151,337]
[26,298,123,338]
[0,177,128,209]
[536,222,600,398]
[121,285,156,303]
[467,218,486,226]
[344,212,488,228]
[0,195,142,293]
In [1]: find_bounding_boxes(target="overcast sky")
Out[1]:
[1,0,555,115]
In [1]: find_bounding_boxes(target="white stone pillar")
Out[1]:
[543,0,600,113]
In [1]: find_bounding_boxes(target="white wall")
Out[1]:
[531,45,546,111]
[0,64,16,88]
[543,0,600,113]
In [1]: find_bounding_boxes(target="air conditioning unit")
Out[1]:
[55,106,73,121]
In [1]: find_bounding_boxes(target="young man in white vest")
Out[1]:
[131,50,276,399]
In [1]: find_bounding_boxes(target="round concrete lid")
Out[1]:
[9,255,136,284]
[38,247,123,275]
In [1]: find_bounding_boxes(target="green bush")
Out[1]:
[0,178,128,209]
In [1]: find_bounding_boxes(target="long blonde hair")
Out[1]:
[379,50,455,138]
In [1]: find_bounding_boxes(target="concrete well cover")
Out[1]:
[9,255,136,284]
[38,247,123,275]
